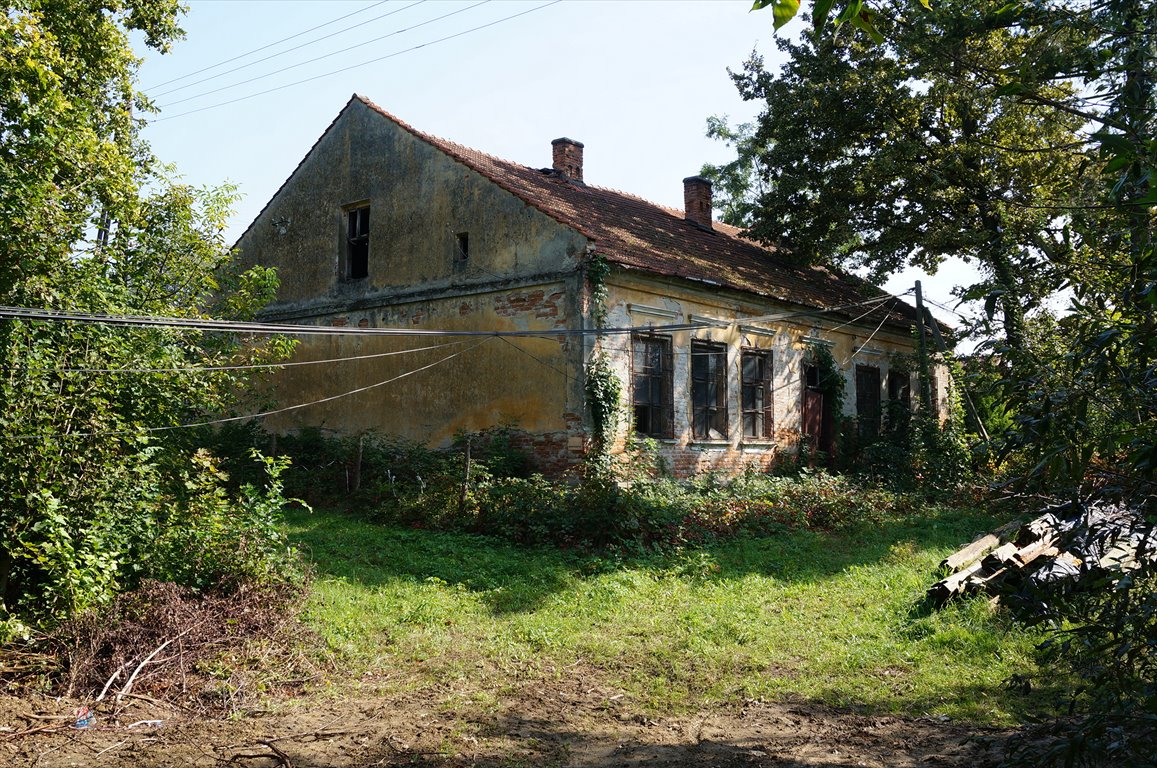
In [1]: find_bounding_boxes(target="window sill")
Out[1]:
[740,441,777,449]
[689,440,731,450]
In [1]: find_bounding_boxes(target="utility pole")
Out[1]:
[922,306,990,443]
[914,281,933,414]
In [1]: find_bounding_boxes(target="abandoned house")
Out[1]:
[233,94,948,477]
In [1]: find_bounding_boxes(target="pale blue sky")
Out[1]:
[135,0,973,329]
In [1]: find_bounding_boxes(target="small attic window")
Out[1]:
[345,204,370,280]
[455,232,469,262]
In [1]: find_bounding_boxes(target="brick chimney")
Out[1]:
[683,176,713,230]
[551,137,584,182]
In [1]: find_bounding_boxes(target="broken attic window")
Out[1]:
[455,232,469,262]
[346,205,370,280]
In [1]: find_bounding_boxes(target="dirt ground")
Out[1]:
[0,666,1009,768]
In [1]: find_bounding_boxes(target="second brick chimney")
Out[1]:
[551,138,584,182]
[683,176,713,230]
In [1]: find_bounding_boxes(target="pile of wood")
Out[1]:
[929,501,1156,607]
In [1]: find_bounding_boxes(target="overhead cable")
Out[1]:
[151,1,563,121]
[157,1,489,108]
[145,0,394,91]
[1,337,491,441]
[0,293,914,340]
[5,339,472,375]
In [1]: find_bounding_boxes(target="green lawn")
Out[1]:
[285,503,1059,724]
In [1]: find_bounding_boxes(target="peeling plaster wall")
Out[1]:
[600,272,935,476]
[234,101,592,472]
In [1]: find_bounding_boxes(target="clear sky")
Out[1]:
[134,0,973,329]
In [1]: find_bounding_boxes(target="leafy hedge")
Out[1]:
[219,428,922,552]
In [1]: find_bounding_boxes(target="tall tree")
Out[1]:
[705,2,1094,353]
[0,1,293,632]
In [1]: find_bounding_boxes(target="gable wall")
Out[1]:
[235,100,589,315]
[233,101,594,465]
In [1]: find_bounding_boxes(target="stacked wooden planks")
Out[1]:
[928,503,1154,607]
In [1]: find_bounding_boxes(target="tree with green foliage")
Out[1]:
[707,3,1093,354]
[0,0,296,636]
[749,0,1155,760]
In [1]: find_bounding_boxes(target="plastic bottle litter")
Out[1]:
[73,706,95,729]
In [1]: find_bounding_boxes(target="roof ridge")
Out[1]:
[356,95,716,238]
[354,94,603,242]
[340,95,918,331]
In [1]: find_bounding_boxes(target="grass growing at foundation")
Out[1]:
[286,501,1061,725]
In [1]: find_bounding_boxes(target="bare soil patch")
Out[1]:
[1,665,1008,767]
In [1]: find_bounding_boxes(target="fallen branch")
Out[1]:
[115,624,200,708]
[95,665,124,703]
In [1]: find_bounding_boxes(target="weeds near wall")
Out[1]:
[583,251,622,467]
[220,427,919,553]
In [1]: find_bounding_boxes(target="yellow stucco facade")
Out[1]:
[234,96,946,477]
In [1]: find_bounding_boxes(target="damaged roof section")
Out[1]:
[352,95,919,332]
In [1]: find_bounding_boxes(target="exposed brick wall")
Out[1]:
[494,290,566,327]
[511,430,586,476]
[682,176,713,229]
[647,443,784,478]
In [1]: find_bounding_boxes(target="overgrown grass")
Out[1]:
[286,502,1063,724]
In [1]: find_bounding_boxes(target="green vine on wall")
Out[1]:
[585,350,621,453]
[584,252,620,458]
[808,342,845,417]
[586,251,611,329]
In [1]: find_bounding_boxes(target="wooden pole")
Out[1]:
[922,306,991,443]
[459,438,472,514]
[914,281,933,414]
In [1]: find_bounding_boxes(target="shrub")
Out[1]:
[144,450,305,592]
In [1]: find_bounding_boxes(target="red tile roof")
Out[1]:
[357,95,919,331]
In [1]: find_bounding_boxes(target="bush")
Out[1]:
[0,445,303,641]
[1007,562,1157,767]
[144,450,305,592]
[246,428,923,553]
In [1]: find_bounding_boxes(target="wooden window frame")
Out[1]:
[691,340,728,440]
[855,364,882,439]
[630,333,674,439]
[741,348,773,440]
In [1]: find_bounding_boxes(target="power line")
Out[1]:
[0,293,913,340]
[4,339,471,375]
[1,337,492,441]
[922,295,972,321]
[842,308,893,367]
[495,334,570,382]
[151,1,563,122]
[145,0,394,91]
[157,0,488,108]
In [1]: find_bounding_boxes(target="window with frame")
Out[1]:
[741,349,773,439]
[631,333,673,438]
[887,370,911,410]
[856,364,882,438]
[691,340,728,440]
[345,205,370,279]
[885,369,912,434]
